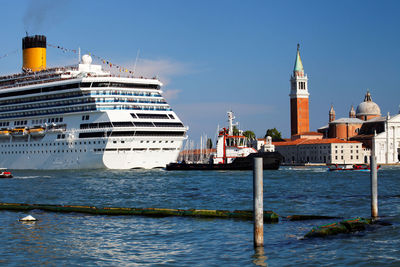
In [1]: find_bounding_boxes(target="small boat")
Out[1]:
[28,127,46,136]
[166,111,283,171]
[0,129,10,138]
[11,127,28,137]
[328,164,380,171]
[0,168,12,178]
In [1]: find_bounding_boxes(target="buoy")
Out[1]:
[19,215,37,221]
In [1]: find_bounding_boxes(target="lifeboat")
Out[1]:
[11,127,28,137]
[29,127,46,137]
[0,129,10,138]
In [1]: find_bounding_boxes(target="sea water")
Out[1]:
[0,166,399,266]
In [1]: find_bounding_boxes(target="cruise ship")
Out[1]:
[0,35,187,169]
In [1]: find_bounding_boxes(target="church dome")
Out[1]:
[356,91,381,118]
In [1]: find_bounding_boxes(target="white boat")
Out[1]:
[0,129,10,138]
[10,128,28,137]
[28,127,46,137]
[0,35,187,169]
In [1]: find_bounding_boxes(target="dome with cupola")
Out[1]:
[356,90,381,120]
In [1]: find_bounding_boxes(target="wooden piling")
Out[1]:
[370,141,378,218]
[253,157,263,248]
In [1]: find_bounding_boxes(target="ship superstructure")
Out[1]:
[0,35,187,169]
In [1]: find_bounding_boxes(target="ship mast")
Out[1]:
[228,111,234,135]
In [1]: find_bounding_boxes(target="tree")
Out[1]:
[243,130,256,140]
[265,128,283,141]
[232,126,239,136]
[206,138,213,149]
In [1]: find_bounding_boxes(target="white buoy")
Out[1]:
[19,215,37,221]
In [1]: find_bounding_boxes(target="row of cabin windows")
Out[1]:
[94,97,167,105]
[79,121,184,129]
[0,91,85,106]
[0,98,95,113]
[0,98,170,118]
[0,141,105,147]
[132,113,174,119]
[0,105,173,119]
[0,140,174,148]
[4,117,64,127]
[0,89,164,110]
[0,82,160,99]
[81,82,160,90]
[97,105,171,111]
[98,148,175,152]
[33,117,63,124]
[0,105,96,119]
[90,90,161,97]
[2,144,177,154]
[1,149,87,154]
[1,147,179,155]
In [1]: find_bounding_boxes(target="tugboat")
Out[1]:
[0,168,12,178]
[166,111,283,170]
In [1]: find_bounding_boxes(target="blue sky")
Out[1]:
[0,0,399,142]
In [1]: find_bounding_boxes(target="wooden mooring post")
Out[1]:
[253,157,263,247]
[370,141,378,218]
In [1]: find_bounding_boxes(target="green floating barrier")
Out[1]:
[0,203,279,223]
[304,217,372,238]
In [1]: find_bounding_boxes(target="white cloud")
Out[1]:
[162,89,181,101]
[112,58,191,86]
[107,57,191,100]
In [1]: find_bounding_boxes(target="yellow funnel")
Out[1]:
[22,35,46,72]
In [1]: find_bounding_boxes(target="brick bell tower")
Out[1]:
[290,44,310,136]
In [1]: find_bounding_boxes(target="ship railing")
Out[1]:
[0,65,78,82]
[90,91,161,97]
[0,76,74,90]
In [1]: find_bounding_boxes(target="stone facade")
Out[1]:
[274,139,367,164]
[372,114,400,164]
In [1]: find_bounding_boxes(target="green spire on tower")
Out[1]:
[294,43,304,75]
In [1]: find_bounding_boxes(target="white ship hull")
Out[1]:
[0,147,181,170]
[0,110,185,169]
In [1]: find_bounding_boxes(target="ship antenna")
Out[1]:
[133,49,140,73]
[78,47,81,63]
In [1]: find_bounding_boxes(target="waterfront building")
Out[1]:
[350,114,400,164]
[274,138,367,164]
[290,44,310,137]
[318,91,381,141]
[278,44,368,165]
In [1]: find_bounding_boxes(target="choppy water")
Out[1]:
[0,166,399,266]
